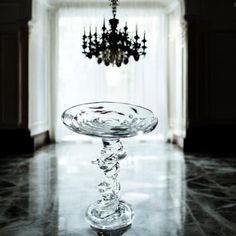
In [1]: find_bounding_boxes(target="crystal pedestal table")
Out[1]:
[62,102,158,232]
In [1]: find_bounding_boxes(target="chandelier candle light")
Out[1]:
[82,0,147,67]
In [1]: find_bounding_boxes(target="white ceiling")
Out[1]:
[50,0,177,8]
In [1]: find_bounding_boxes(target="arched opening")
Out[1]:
[28,0,187,146]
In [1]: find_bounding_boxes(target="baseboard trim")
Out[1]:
[167,134,184,149]
[184,124,236,154]
[0,129,50,154]
[33,131,50,151]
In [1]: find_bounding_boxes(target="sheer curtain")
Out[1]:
[53,5,168,142]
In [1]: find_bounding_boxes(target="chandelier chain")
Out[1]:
[110,0,119,17]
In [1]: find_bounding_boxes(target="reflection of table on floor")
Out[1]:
[92,225,131,236]
[62,102,158,232]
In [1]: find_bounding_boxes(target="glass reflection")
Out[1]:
[0,150,59,235]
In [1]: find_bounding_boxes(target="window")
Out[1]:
[54,7,169,142]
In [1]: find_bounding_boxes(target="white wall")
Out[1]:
[28,0,52,136]
[167,2,187,143]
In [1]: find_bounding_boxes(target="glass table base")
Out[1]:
[86,200,134,231]
[62,102,158,231]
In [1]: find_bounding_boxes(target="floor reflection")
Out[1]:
[0,141,235,235]
[92,224,131,236]
[55,140,185,235]
[0,147,59,235]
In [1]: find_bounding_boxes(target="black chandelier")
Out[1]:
[82,0,147,67]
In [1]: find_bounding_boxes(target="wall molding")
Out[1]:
[29,120,49,136]
[36,0,54,9]
[33,130,50,150]
[165,1,179,14]
[52,1,165,9]
[29,0,51,140]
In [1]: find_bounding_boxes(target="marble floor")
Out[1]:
[0,140,236,236]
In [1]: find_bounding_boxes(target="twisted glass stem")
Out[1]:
[93,138,126,218]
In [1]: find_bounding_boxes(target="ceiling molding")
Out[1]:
[35,0,54,9]
[51,0,167,9]
[165,1,180,14]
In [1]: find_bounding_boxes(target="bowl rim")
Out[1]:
[61,101,158,138]
[61,101,156,121]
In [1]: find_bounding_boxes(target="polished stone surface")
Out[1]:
[0,140,236,236]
